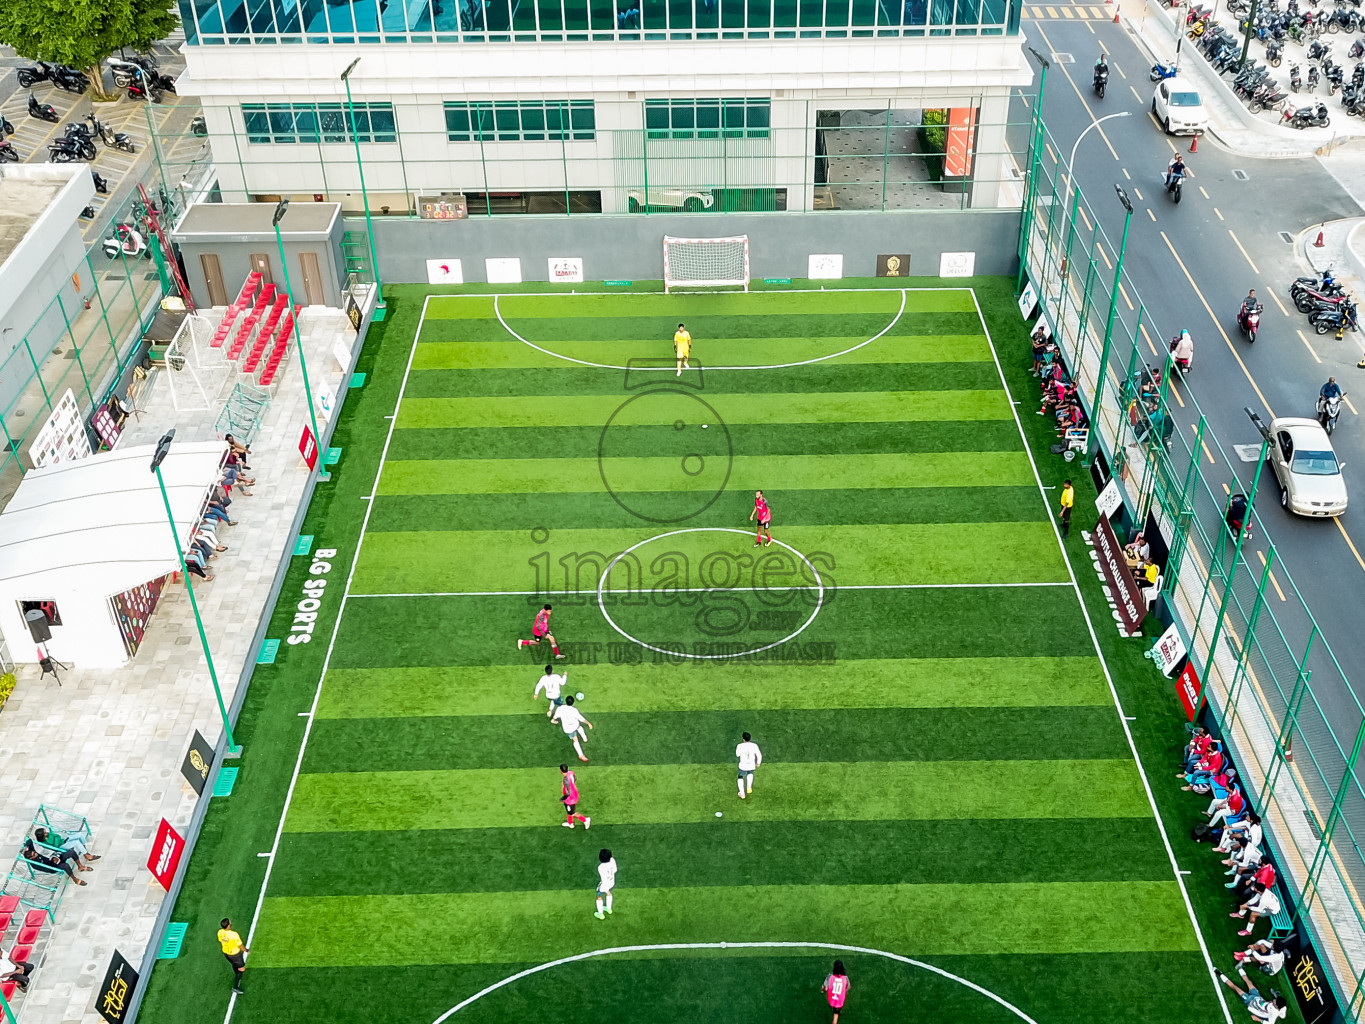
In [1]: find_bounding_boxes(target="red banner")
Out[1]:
[1094,513,1146,635]
[944,108,978,178]
[147,818,184,890]
[298,425,318,470]
[1176,659,1203,721]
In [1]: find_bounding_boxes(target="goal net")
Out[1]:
[663,235,750,293]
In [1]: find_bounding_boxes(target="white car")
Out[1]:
[626,187,714,212]
[1152,79,1210,135]
[1258,416,1349,517]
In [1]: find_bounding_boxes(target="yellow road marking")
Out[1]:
[1169,380,1186,408]
[1098,244,1112,270]
[1334,517,1365,573]
[1030,5,1044,14]
[1062,6,1074,16]
[1161,229,1276,417]
[1122,167,1131,179]
[1141,321,1159,357]
[1033,22,1121,160]
[1346,394,1359,416]
[1046,142,1057,164]
[1192,425,1216,463]
[1199,186,1210,199]
[1221,481,1231,495]
[1129,83,1143,101]
[1256,550,1288,601]
[1133,187,1143,200]
[1228,230,1260,275]
[1268,290,1289,317]
[1046,5,1058,14]
[1119,280,1134,311]
[1076,5,1089,16]
[1297,329,1323,364]
[1079,206,1092,231]
[1214,207,1224,220]
[1114,63,1126,78]
[1147,208,1157,221]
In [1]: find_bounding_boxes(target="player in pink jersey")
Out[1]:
[822,961,850,1024]
[749,490,772,547]
[518,603,564,658]
[560,764,591,829]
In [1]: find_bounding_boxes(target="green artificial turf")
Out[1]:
[138,280,1232,1024]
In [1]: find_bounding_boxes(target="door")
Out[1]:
[249,253,274,286]
[298,251,325,306]
[199,253,229,306]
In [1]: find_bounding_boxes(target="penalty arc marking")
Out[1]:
[429,940,1041,1024]
[492,289,908,371]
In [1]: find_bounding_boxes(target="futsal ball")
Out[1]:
[702,423,708,429]
[576,691,585,700]
[715,811,723,817]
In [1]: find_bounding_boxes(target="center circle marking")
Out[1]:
[596,527,825,660]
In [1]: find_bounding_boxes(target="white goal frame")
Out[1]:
[662,235,750,293]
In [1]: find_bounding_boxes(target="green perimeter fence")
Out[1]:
[1020,112,1365,1018]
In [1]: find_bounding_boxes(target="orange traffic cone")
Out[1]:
[1315,230,1326,247]
[1190,135,1198,153]
[1113,9,1119,19]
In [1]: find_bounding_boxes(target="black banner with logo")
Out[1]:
[97,950,138,1023]
[180,729,215,796]
[1286,942,1339,1024]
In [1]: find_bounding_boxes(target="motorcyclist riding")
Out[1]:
[1321,376,1343,401]
[1170,328,1194,373]
[1241,289,1258,316]
[1166,154,1187,190]
[1095,53,1109,85]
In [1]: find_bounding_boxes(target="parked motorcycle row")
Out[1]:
[1290,268,1361,337]
[17,52,174,104]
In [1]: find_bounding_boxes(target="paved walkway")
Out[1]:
[0,299,359,1024]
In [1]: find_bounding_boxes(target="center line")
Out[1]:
[1297,329,1323,363]
[1228,230,1260,274]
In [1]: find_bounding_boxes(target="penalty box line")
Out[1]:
[348,581,1073,599]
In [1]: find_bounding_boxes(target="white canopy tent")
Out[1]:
[0,441,227,667]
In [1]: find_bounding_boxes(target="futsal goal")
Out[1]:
[663,235,750,293]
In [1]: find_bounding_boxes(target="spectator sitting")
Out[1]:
[1231,884,1282,937]
[1031,328,1053,375]
[1180,745,1224,789]
[1209,782,1246,828]
[1203,773,1233,823]
[202,497,236,526]
[21,837,87,884]
[185,548,214,583]
[0,957,34,993]
[1235,937,1288,977]
[33,827,99,864]
[1222,835,1261,880]
[1135,557,1159,591]
[220,465,254,497]
[1182,726,1212,771]
[1218,812,1263,853]
[1056,402,1086,434]
[1214,966,1287,1022]
[224,433,252,469]
[1125,532,1151,568]
[1231,858,1276,902]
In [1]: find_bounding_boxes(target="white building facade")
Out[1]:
[176,0,1029,216]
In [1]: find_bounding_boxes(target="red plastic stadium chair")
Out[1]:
[21,910,45,929]
[0,980,15,1001]
[0,897,20,915]
[10,946,31,964]
[14,926,38,946]
[0,913,12,937]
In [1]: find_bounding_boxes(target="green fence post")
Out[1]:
[1223,545,1275,736]
[1016,51,1050,293]
[1163,414,1204,596]
[1195,432,1270,719]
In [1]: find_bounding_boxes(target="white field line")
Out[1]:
[348,581,1074,599]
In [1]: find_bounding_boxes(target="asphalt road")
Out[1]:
[1015,10,1365,740]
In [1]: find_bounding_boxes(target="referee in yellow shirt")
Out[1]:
[673,323,692,376]
[1058,479,1074,539]
[218,917,249,994]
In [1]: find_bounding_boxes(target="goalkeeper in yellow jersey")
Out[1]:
[673,323,692,376]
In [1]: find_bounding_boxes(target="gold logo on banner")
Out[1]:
[885,256,901,276]
[101,976,128,1018]
[189,749,208,778]
[1293,956,1323,1002]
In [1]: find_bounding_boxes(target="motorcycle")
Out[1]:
[48,135,95,162]
[1268,40,1284,65]
[1094,65,1110,98]
[1351,36,1365,57]
[1165,167,1186,203]
[1226,492,1253,542]
[1239,302,1264,341]
[1282,101,1331,126]
[82,113,136,153]
[1170,329,1195,376]
[0,139,18,163]
[1292,269,1345,310]
[1151,61,1179,80]
[125,74,162,104]
[50,65,88,94]
[1318,392,1346,433]
[103,225,149,260]
[1311,298,1359,334]
[190,114,207,136]
[27,93,59,123]
[91,169,109,194]
[1291,61,1303,90]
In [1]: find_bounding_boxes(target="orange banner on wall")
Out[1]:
[944,107,977,178]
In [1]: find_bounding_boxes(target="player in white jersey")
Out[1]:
[735,731,763,799]
[552,695,593,762]
[534,664,567,719]
[594,848,617,919]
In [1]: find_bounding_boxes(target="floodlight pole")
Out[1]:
[151,431,238,753]
[273,200,330,483]
[1016,47,1050,293]
[341,57,386,321]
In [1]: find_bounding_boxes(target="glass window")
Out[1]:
[645,98,769,139]
[293,105,319,142]
[564,0,590,31]
[746,99,770,133]
[746,0,770,28]
[319,103,348,143]
[369,105,397,142]
[645,100,670,138]
[696,100,720,137]
[772,0,797,25]
[446,103,473,140]
[243,104,270,143]
[520,104,546,140]
[446,100,592,142]
[536,0,564,32]
[494,102,521,140]
[669,0,694,31]
[570,100,595,139]
[267,104,297,142]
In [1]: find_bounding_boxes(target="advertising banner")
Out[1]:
[298,425,318,470]
[485,257,523,284]
[808,254,843,280]
[548,257,585,283]
[1286,943,1340,1024]
[1094,513,1146,635]
[147,817,185,890]
[181,729,215,795]
[876,254,910,277]
[1149,622,1187,678]
[97,950,138,1023]
[1175,658,1203,721]
[939,251,976,277]
[944,107,978,177]
[426,258,463,285]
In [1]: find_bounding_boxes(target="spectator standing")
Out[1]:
[1058,480,1075,538]
[218,918,249,994]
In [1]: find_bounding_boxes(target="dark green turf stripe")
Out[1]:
[300,705,1129,774]
[420,310,983,344]
[283,760,1149,833]
[233,951,1220,1024]
[388,421,1025,461]
[403,361,1000,399]
[330,586,1096,669]
[252,880,1197,966]
[268,818,1172,898]
[367,485,1047,532]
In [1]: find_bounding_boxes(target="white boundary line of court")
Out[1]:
[429,941,1041,1023]
[968,291,1235,1024]
[348,581,1074,599]
[491,288,908,370]
[221,294,436,1024]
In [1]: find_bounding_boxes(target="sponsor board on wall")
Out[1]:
[876,254,910,277]
[808,254,843,280]
[486,257,523,284]
[548,257,585,283]
[426,259,463,285]
[939,251,976,278]
[97,950,138,1023]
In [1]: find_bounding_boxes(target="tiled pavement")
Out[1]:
[0,298,364,1024]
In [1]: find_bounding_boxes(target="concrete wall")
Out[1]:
[366,208,1021,283]
[177,221,346,309]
